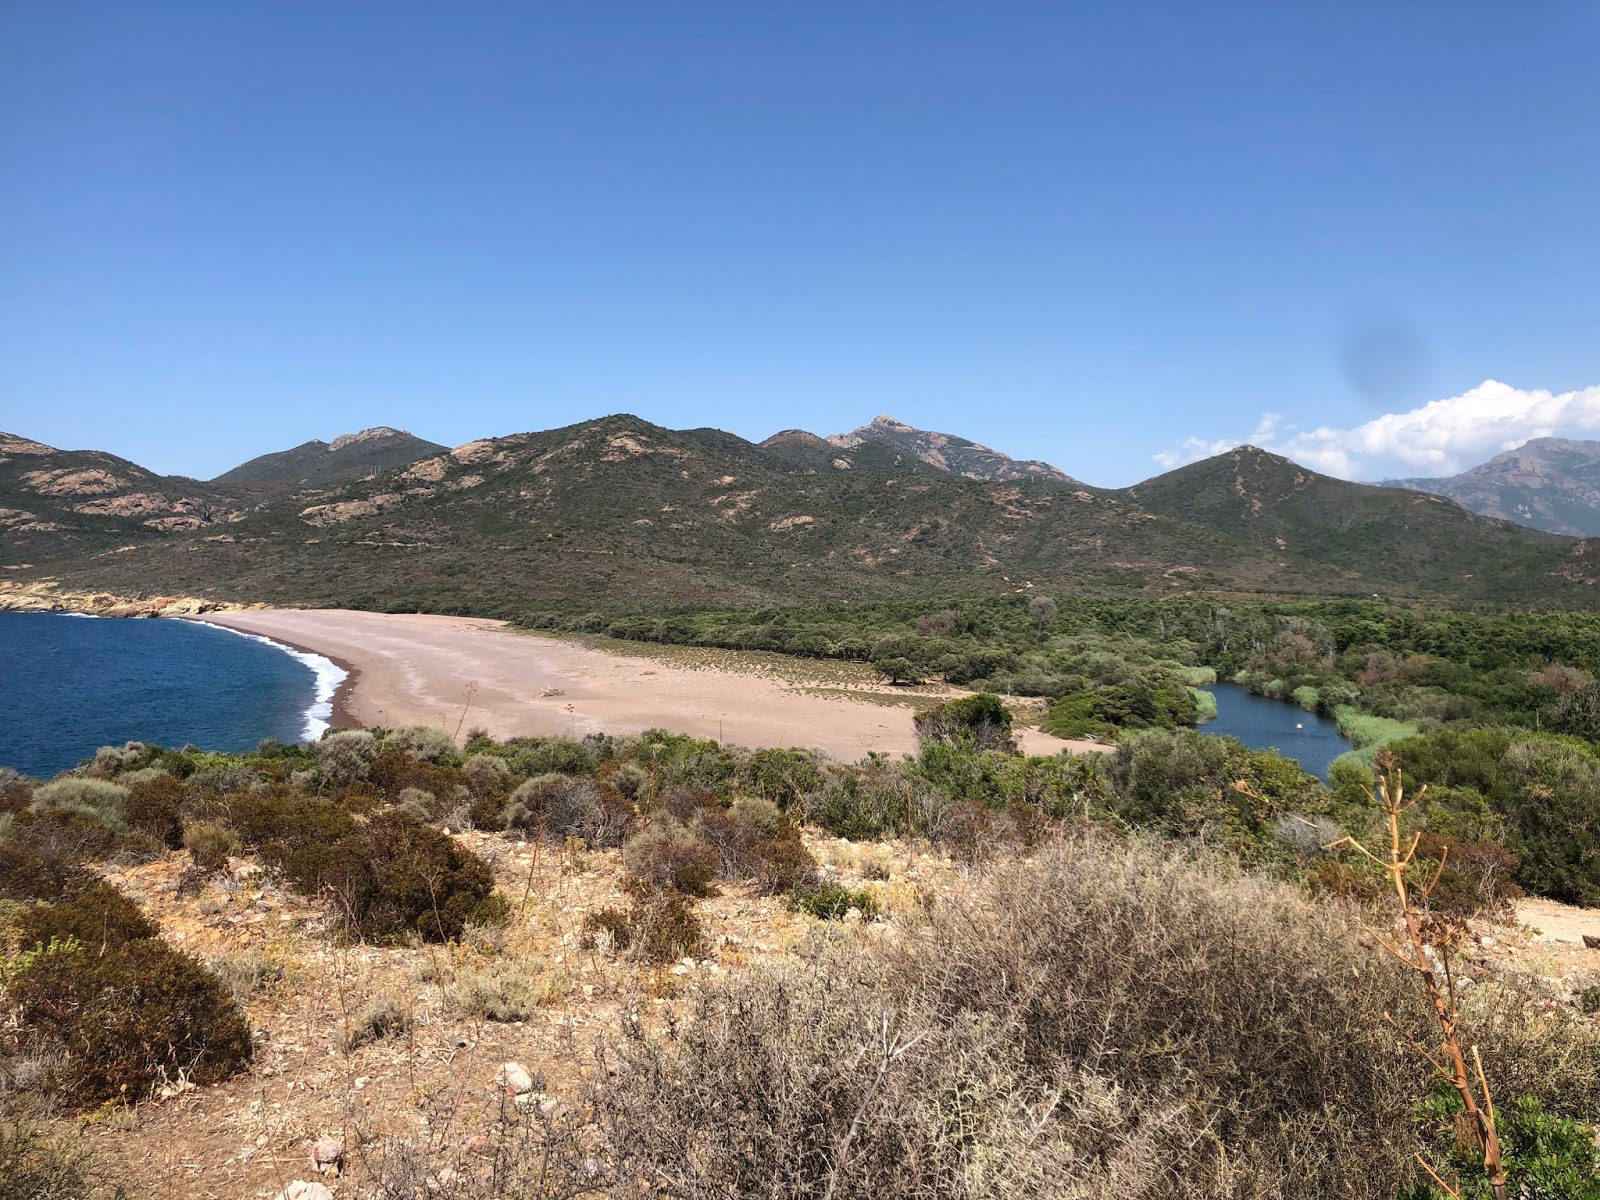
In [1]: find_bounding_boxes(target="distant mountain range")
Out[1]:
[1386,438,1600,537]
[5,416,1596,613]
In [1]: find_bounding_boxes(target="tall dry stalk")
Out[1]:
[1331,753,1507,1200]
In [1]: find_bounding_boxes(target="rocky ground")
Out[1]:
[76,829,946,1200]
[39,830,1600,1200]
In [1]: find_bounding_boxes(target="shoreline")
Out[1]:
[193,608,1101,760]
[177,618,359,739]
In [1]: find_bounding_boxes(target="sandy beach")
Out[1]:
[197,609,1094,761]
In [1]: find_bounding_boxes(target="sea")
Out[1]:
[0,611,345,779]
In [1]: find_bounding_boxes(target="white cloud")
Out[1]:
[1154,380,1600,480]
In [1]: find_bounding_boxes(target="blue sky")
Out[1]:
[3,3,1598,486]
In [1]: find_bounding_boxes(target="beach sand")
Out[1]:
[197,609,1099,761]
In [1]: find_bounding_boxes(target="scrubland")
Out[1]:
[4,695,1600,1199]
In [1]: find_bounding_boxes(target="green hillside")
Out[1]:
[5,418,1597,613]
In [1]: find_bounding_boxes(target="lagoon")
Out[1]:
[1199,682,1352,779]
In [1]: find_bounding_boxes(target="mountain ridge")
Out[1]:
[1386,437,1600,537]
[4,414,1595,614]
[824,414,1079,483]
[212,426,448,492]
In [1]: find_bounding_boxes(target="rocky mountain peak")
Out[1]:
[822,416,1077,484]
[328,427,411,453]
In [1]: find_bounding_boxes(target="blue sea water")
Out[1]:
[1199,682,1353,779]
[0,612,345,779]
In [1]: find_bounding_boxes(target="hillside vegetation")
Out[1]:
[5,415,1597,612]
[5,711,1600,1199]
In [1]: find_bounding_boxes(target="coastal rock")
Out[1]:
[0,580,253,618]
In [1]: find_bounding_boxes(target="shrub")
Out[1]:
[389,724,458,764]
[0,1118,127,1200]
[27,779,129,833]
[801,763,921,840]
[227,793,355,891]
[913,693,1016,753]
[1414,832,1523,918]
[623,817,719,896]
[789,880,879,921]
[122,773,185,847]
[14,880,156,950]
[503,775,631,848]
[6,934,253,1108]
[0,840,73,903]
[608,762,651,800]
[323,811,507,943]
[739,748,826,811]
[182,820,241,872]
[690,798,817,894]
[445,959,560,1021]
[339,991,412,1051]
[205,951,284,1006]
[462,752,512,796]
[315,729,378,784]
[510,737,597,778]
[582,884,703,964]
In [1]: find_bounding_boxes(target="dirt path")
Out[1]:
[1517,896,1600,946]
[198,609,1099,761]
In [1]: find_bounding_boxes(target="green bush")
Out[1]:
[315,729,378,784]
[510,737,597,778]
[229,793,355,892]
[27,779,129,833]
[15,879,156,949]
[388,724,459,764]
[1405,1091,1600,1199]
[912,693,1016,752]
[322,811,507,943]
[122,773,186,847]
[1106,729,1328,852]
[739,748,826,810]
[789,880,879,920]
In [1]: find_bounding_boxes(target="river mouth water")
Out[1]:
[1198,682,1353,779]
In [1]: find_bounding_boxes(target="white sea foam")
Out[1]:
[178,619,348,742]
[59,611,101,618]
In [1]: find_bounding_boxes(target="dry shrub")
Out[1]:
[691,797,817,894]
[623,817,719,896]
[0,1117,128,1200]
[1415,831,1523,919]
[182,820,241,872]
[503,775,631,848]
[582,883,702,964]
[446,958,561,1021]
[340,991,412,1052]
[205,950,285,1007]
[567,836,1432,1199]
